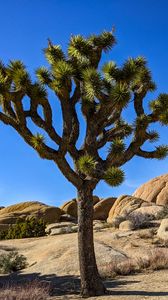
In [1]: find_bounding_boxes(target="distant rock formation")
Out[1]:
[133,173,168,205]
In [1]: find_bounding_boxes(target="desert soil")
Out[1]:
[0,228,168,299]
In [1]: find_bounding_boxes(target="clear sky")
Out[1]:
[0,0,167,207]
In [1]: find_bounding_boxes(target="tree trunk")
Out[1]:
[77,184,106,297]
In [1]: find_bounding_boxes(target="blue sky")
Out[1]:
[0,0,168,207]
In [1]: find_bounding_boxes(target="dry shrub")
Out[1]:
[100,248,168,279]
[0,280,52,300]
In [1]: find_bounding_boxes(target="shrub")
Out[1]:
[0,217,46,240]
[0,280,51,300]
[0,251,27,274]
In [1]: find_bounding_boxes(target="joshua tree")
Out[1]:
[0,30,168,297]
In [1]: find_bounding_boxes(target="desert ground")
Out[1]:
[1,227,168,300]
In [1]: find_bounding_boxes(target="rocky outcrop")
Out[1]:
[93,197,116,220]
[107,195,164,229]
[157,219,168,241]
[0,201,62,230]
[107,195,146,223]
[60,199,77,218]
[133,174,168,205]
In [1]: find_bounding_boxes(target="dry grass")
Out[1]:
[100,248,168,279]
[0,280,51,300]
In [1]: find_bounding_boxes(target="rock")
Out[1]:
[107,195,147,224]
[0,201,62,230]
[0,207,4,210]
[128,205,164,228]
[46,222,76,234]
[119,220,134,231]
[93,220,107,230]
[60,214,77,222]
[60,199,77,218]
[93,197,116,220]
[157,219,168,241]
[133,173,168,205]
[50,225,78,236]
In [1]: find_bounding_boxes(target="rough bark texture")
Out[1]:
[77,185,106,297]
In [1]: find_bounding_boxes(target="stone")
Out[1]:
[119,220,134,231]
[0,201,62,230]
[157,218,168,241]
[128,205,164,228]
[60,214,77,222]
[93,197,116,220]
[49,225,78,236]
[60,199,77,218]
[133,173,168,205]
[45,222,76,234]
[107,195,147,224]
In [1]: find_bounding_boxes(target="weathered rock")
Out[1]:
[60,214,77,222]
[60,199,77,218]
[49,225,78,235]
[157,219,168,241]
[46,222,76,234]
[107,195,146,224]
[133,173,168,205]
[93,220,107,230]
[128,205,164,228]
[93,197,116,220]
[119,220,134,231]
[0,201,62,230]
[60,196,99,218]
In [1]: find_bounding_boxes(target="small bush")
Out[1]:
[0,251,27,274]
[100,248,168,279]
[0,217,46,240]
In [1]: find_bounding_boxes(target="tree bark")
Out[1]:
[77,184,106,297]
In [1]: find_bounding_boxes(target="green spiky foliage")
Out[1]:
[0,30,168,298]
[0,30,167,187]
[31,133,45,150]
[108,138,126,156]
[104,167,125,187]
[77,155,96,175]
[155,145,168,160]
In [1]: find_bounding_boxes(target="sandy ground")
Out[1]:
[0,229,168,299]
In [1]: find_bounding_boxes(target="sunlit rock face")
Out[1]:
[133,174,168,206]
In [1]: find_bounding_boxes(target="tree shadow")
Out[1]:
[0,272,168,298]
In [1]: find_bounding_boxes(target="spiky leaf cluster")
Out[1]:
[82,68,102,101]
[108,138,126,156]
[103,167,125,186]
[147,130,159,143]
[89,31,116,51]
[110,83,131,107]
[31,133,45,150]
[154,145,168,160]
[150,94,168,125]
[44,45,65,65]
[77,155,96,175]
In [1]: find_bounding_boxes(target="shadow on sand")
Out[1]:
[0,272,168,298]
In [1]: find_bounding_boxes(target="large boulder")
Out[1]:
[107,195,146,224]
[60,199,77,218]
[133,174,168,205]
[93,197,116,220]
[60,196,99,218]
[0,201,62,231]
[157,219,168,241]
[107,195,164,229]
